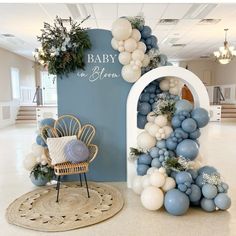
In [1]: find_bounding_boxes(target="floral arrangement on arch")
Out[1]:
[35,16,92,76]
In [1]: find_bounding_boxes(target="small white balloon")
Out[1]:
[147,112,156,122]
[154,115,168,127]
[23,153,37,171]
[41,160,47,165]
[163,126,173,138]
[132,175,143,195]
[147,167,159,175]
[118,40,124,46]
[159,167,166,174]
[132,65,139,71]
[135,60,142,67]
[132,49,145,61]
[141,186,164,210]
[124,38,137,53]
[150,171,166,188]
[121,64,141,83]
[137,42,147,53]
[162,177,176,192]
[131,29,141,42]
[118,46,125,52]
[148,123,160,137]
[142,175,151,189]
[112,18,132,41]
[142,54,150,67]
[111,38,118,50]
[159,79,170,91]
[130,60,135,65]
[144,122,153,131]
[137,131,156,150]
[118,51,131,65]
[169,87,179,95]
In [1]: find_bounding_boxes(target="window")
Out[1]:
[11,67,20,99]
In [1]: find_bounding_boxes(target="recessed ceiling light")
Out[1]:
[198,19,221,25]
[1,33,15,38]
[158,19,179,25]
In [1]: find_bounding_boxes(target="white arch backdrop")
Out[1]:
[126,66,210,188]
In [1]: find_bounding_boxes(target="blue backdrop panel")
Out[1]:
[57,29,132,181]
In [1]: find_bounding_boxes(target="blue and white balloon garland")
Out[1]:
[131,77,231,215]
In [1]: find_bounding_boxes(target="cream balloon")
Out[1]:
[118,51,131,65]
[118,40,124,46]
[147,112,156,122]
[142,175,151,189]
[121,64,141,83]
[131,29,141,42]
[137,42,147,53]
[169,87,179,95]
[159,79,170,91]
[135,60,142,67]
[150,171,166,188]
[144,122,152,131]
[112,18,132,41]
[159,167,166,174]
[142,54,150,67]
[148,123,160,137]
[124,38,137,53]
[154,115,168,127]
[162,177,176,192]
[118,46,125,52]
[132,49,145,61]
[137,131,156,150]
[132,175,143,195]
[31,143,44,156]
[141,186,164,210]
[111,38,118,50]
[23,153,37,171]
[163,126,173,138]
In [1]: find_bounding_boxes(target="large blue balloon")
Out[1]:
[145,84,156,93]
[141,26,152,39]
[138,154,152,165]
[137,114,147,129]
[164,189,190,216]
[202,184,218,199]
[137,164,149,176]
[214,193,231,210]
[176,139,199,160]
[198,166,218,175]
[139,92,150,102]
[36,135,47,147]
[181,118,197,133]
[39,118,55,128]
[138,102,151,115]
[189,129,201,139]
[201,198,216,212]
[189,184,201,202]
[175,100,193,114]
[191,108,209,128]
[175,171,193,184]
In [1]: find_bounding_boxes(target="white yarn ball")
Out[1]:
[132,49,144,61]
[137,131,156,150]
[121,64,141,83]
[150,171,166,188]
[23,153,37,171]
[141,186,164,210]
[142,54,150,67]
[162,177,176,192]
[148,123,160,137]
[154,115,168,127]
[147,112,156,122]
[131,29,141,42]
[137,42,147,53]
[112,18,132,41]
[111,38,118,50]
[118,51,131,65]
[159,79,170,91]
[142,175,151,189]
[124,38,137,53]
[132,175,143,195]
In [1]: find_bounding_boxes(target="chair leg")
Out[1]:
[56,175,61,203]
[84,173,90,198]
[79,174,82,187]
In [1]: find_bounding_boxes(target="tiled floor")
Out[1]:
[0,122,236,236]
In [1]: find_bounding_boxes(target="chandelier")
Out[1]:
[214,29,236,64]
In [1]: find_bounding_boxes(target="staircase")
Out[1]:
[221,104,236,120]
[16,106,37,124]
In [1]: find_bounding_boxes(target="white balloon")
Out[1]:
[148,123,160,137]
[141,186,164,210]
[132,175,143,195]
[132,49,144,61]
[118,46,125,52]
[118,40,124,46]
[112,18,132,41]
[130,60,135,65]
[135,60,142,67]
[142,175,151,189]
[154,115,168,127]
[162,177,176,192]
[124,38,137,53]
[142,54,150,67]
[147,112,156,122]
[150,171,166,188]
[163,126,173,138]
[131,29,141,42]
[111,38,118,50]
[36,156,41,163]
[144,122,152,131]
[31,143,44,156]
[118,51,131,65]
[41,160,47,165]
[147,167,159,175]
[158,167,166,174]
[137,131,156,150]
[121,64,141,83]
[159,79,170,91]
[132,65,139,71]
[137,42,147,53]
[169,87,179,95]
[23,153,37,171]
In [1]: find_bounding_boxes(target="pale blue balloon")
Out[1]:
[202,184,218,199]
[198,166,218,175]
[176,139,199,160]
[138,102,151,115]
[137,164,149,176]
[176,171,193,184]
[195,175,205,188]
[145,84,156,93]
[201,198,216,212]
[187,169,198,180]
[157,140,166,149]
[164,189,190,216]
[138,154,152,165]
[149,147,159,158]
[189,129,201,140]
[39,118,55,128]
[137,114,147,129]
[36,135,47,147]
[214,193,231,210]
[175,128,188,139]
[139,92,150,102]
[172,116,182,128]
[166,138,177,150]
[191,108,209,128]
[175,99,193,114]
[178,184,187,192]
[151,158,162,168]
[181,118,197,133]
[141,26,152,39]
[189,184,201,202]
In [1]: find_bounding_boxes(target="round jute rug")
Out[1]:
[6,182,124,232]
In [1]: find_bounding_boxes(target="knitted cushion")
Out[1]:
[47,136,77,165]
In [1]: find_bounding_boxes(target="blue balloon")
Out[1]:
[181,118,197,133]
[137,114,147,129]
[191,108,209,128]
[198,166,218,175]
[187,169,198,180]
[171,116,181,128]
[176,139,199,160]
[138,154,152,165]
[189,184,201,202]
[145,37,153,46]
[150,93,156,99]
[149,147,159,158]
[164,189,190,216]
[137,164,150,176]
[178,184,187,192]
[139,92,150,102]
[201,198,216,212]
[214,193,231,210]
[176,171,193,184]
[156,140,166,149]
[151,158,162,168]
[39,118,55,128]
[141,26,152,39]
[202,184,218,199]
[145,84,156,93]
[189,129,201,139]
[175,99,193,114]
[138,25,144,31]
[138,102,151,115]
[36,135,47,147]
[195,175,205,188]
[175,128,188,139]
[166,138,177,150]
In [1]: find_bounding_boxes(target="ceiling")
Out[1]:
[0,3,236,61]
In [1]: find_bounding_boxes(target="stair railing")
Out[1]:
[32,86,43,106]
[213,86,225,105]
